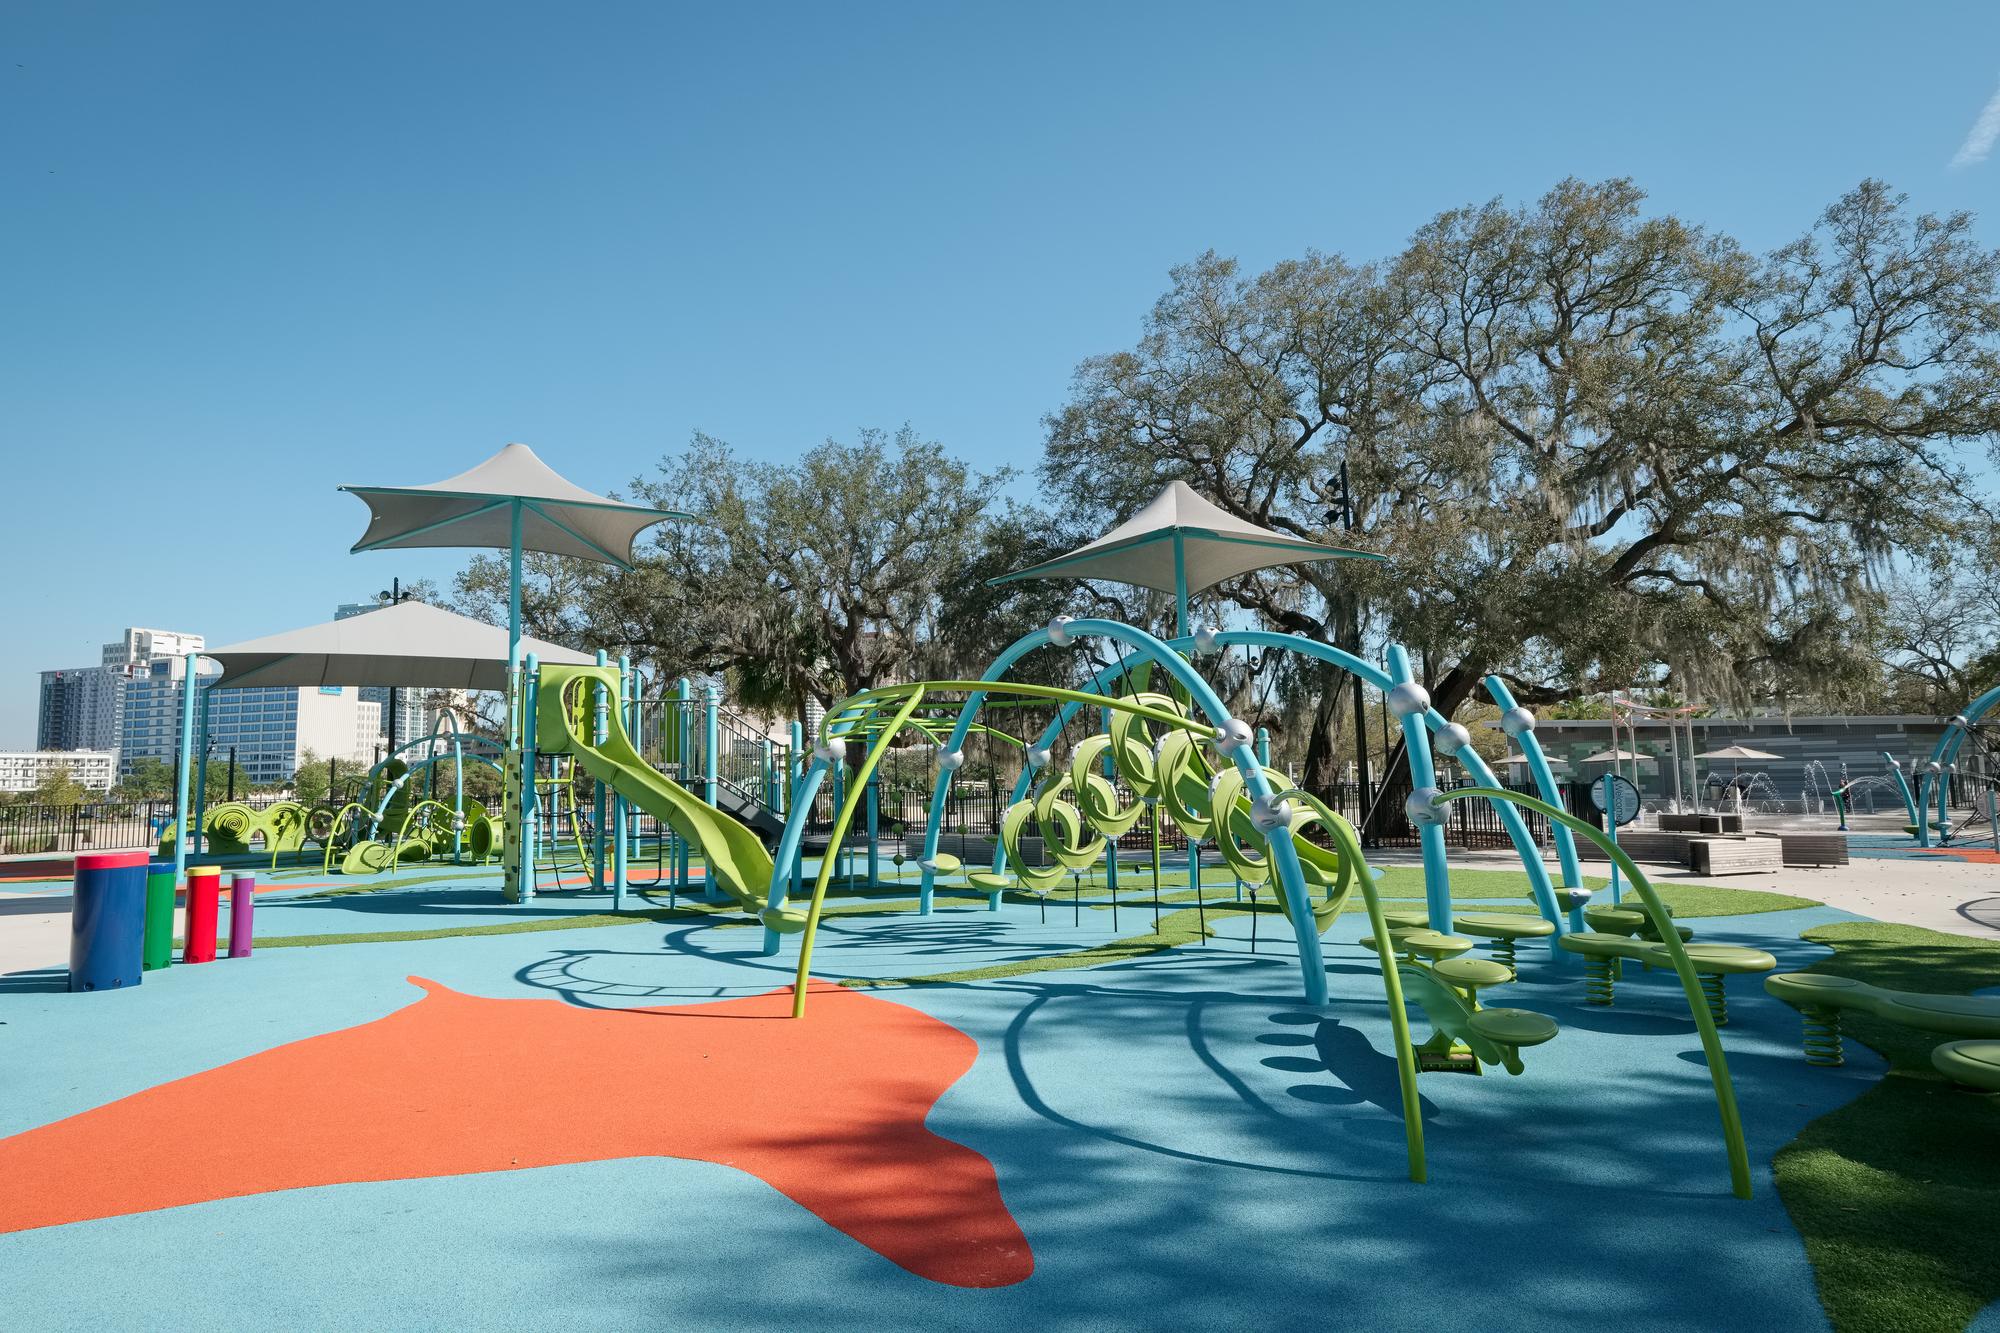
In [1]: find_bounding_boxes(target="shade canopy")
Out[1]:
[341,442,686,567]
[204,601,594,691]
[1694,745,1784,761]
[1578,747,1657,764]
[1502,751,1568,769]
[989,481,1379,602]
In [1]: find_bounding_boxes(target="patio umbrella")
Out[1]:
[987,480,1379,634]
[1578,747,1657,764]
[340,442,688,717]
[1694,743,1783,790]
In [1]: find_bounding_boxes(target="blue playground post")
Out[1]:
[171,652,198,885]
[866,776,880,886]
[674,678,692,893]
[192,682,212,858]
[1387,645,1452,933]
[519,654,540,904]
[614,655,635,908]
[788,721,806,895]
[1172,532,1190,633]
[592,650,609,890]
[703,683,720,808]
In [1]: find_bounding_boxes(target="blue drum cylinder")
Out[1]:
[69,850,148,992]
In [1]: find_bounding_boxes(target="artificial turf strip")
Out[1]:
[1771,921,2000,1332]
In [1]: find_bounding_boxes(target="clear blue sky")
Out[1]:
[5,1,1999,745]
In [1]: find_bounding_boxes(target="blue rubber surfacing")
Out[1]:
[0,886,1897,1331]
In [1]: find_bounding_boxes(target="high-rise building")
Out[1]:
[119,656,383,785]
[36,628,206,759]
[38,663,139,753]
[102,628,204,668]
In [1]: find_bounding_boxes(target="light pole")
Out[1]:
[376,578,415,756]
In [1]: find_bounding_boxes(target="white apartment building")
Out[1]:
[0,750,116,794]
[103,628,204,668]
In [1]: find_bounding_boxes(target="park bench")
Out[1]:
[1571,831,1693,866]
[1763,972,2000,1066]
[1751,830,1849,867]
[1657,813,1703,832]
[1688,837,1782,875]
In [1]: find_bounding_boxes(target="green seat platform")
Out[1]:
[1764,973,2000,1066]
[1468,1007,1560,1050]
[920,853,963,875]
[965,870,1010,890]
[1560,932,1774,1022]
[1931,1040,2000,1091]
[1400,930,1475,961]
[1433,956,1514,994]
[1453,912,1554,967]
[1382,909,1433,929]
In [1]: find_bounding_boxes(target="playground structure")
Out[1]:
[144,455,1960,1206]
[1912,684,2000,848]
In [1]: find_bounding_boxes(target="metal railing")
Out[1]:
[0,799,181,856]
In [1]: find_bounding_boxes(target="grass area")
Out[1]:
[1772,921,2000,1332]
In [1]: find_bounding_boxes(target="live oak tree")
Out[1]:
[1042,179,2000,794]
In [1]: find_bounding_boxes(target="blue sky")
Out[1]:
[5,1,1999,745]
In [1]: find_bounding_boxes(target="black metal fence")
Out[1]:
[0,800,177,856]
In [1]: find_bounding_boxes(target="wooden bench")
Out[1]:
[1657,814,1703,832]
[1571,831,1692,866]
[1688,837,1781,875]
[1752,830,1850,867]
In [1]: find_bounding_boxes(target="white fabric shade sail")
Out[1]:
[204,601,593,691]
[990,481,1379,597]
[341,442,684,567]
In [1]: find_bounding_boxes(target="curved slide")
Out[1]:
[537,665,805,933]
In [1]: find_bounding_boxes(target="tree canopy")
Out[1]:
[1041,178,2000,786]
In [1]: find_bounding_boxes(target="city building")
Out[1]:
[119,658,381,786]
[0,750,116,794]
[36,628,207,759]
[102,628,204,668]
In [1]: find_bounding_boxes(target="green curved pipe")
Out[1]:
[1436,786,1753,1200]
[790,686,931,1018]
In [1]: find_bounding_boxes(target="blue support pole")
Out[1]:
[703,683,720,808]
[788,720,805,895]
[519,654,539,904]
[192,682,212,858]
[866,776,880,887]
[613,654,631,910]
[674,678,691,892]
[1487,674,1586,932]
[171,652,198,883]
[1172,532,1190,635]
[507,500,524,746]
[592,649,609,891]
[1387,645,1453,934]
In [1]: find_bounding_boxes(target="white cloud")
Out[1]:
[1950,79,2000,168]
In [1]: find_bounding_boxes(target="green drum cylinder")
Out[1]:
[143,858,176,972]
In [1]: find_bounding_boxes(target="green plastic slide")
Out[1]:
[537,664,804,932]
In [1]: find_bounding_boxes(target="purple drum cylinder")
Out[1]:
[228,872,255,958]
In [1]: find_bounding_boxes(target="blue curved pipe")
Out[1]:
[1918,684,2000,846]
[1486,676,1586,932]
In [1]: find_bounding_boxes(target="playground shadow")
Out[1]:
[0,967,69,994]
[272,886,619,921]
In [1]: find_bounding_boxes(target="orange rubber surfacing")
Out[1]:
[0,978,1033,1288]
